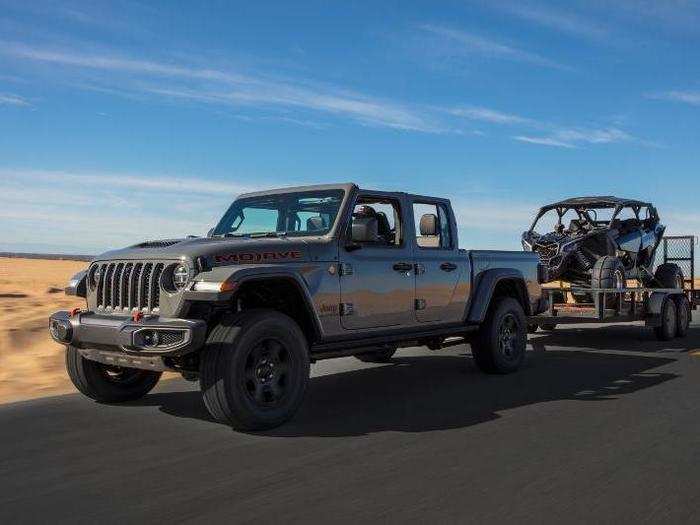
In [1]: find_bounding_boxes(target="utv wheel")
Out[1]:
[673,295,691,338]
[65,346,161,403]
[355,347,397,363]
[471,297,527,374]
[199,310,310,431]
[654,263,684,289]
[654,298,677,341]
[591,256,626,308]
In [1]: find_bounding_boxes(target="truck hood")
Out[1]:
[95,236,316,266]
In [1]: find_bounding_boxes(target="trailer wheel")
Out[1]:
[654,263,684,289]
[674,295,691,338]
[654,298,677,341]
[199,310,310,431]
[354,347,397,363]
[65,346,161,403]
[471,297,527,374]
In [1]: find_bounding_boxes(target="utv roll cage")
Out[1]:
[527,196,659,232]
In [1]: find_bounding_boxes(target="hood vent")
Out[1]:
[132,239,184,249]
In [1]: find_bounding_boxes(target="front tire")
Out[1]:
[591,256,626,308]
[199,310,310,431]
[65,346,161,403]
[654,297,677,341]
[471,297,527,374]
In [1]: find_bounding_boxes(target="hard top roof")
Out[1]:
[541,196,653,211]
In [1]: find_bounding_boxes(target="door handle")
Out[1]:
[393,262,413,272]
[440,262,458,272]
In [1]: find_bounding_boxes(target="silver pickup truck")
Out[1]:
[50,183,545,430]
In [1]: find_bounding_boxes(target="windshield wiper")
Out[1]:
[248,232,288,238]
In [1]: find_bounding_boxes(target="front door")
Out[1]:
[339,194,416,330]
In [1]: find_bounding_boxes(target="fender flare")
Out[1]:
[465,268,531,323]
[193,265,324,341]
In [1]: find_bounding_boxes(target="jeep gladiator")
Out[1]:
[50,183,545,430]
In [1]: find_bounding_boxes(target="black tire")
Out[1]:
[199,310,310,431]
[471,297,527,374]
[65,346,161,403]
[674,295,691,338]
[354,347,397,363]
[527,323,539,334]
[654,298,677,341]
[654,263,684,289]
[591,256,625,308]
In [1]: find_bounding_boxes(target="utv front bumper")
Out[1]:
[49,310,206,368]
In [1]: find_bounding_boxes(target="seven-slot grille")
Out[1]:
[93,261,168,313]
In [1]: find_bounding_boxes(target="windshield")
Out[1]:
[212,190,345,238]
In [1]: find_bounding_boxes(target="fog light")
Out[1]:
[142,330,160,347]
[49,319,73,343]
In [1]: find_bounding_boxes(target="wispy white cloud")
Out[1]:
[1,42,443,133]
[417,24,571,71]
[649,90,700,106]
[515,127,632,149]
[486,1,609,42]
[447,106,535,125]
[0,92,30,106]
[514,135,577,148]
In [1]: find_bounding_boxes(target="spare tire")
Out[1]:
[654,263,684,289]
[591,256,625,308]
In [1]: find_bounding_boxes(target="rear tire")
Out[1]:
[654,263,684,289]
[354,347,397,363]
[65,346,161,403]
[674,295,691,338]
[471,297,527,374]
[199,310,310,431]
[591,256,625,308]
[654,298,677,341]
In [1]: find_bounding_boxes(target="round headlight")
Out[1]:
[173,264,190,289]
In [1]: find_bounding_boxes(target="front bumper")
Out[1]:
[49,310,207,358]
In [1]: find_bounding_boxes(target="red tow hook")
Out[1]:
[132,311,144,322]
[69,308,82,317]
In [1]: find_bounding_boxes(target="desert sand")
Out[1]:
[0,258,87,403]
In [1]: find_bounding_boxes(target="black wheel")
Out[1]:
[539,323,556,331]
[471,297,527,374]
[199,310,310,431]
[674,295,691,337]
[654,298,677,341]
[654,263,684,289]
[65,346,161,403]
[355,347,397,363]
[527,323,539,334]
[591,256,625,308]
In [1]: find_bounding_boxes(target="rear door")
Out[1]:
[338,193,416,330]
[412,200,464,323]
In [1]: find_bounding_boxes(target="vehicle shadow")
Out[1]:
[129,349,678,437]
[529,323,700,353]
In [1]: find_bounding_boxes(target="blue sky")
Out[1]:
[1,0,699,256]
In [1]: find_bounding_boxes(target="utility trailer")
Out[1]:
[529,235,697,340]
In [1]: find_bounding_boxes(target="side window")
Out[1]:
[350,197,402,246]
[413,202,451,249]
